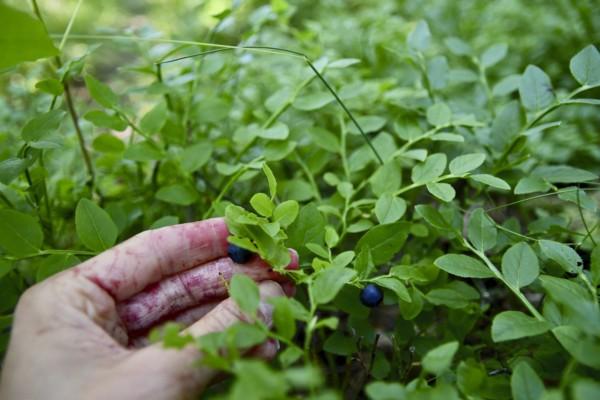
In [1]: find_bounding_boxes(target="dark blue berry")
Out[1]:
[360,284,383,308]
[227,243,254,264]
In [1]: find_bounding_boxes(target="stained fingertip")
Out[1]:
[282,281,296,297]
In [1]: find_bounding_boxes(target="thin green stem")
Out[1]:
[1,249,96,261]
[394,174,454,197]
[293,153,321,201]
[64,82,96,191]
[305,60,383,165]
[495,224,539,242]
[395,125,447,157]
[575,186,597,246]
[233,74,315,164]
[466,242,545,321]
[58,0,83,51]
[486,187,600,212]
[54,34,306,59]
[338,114,350,181]
[202,165,252,219]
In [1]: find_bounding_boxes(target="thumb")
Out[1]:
[121,281,284,398]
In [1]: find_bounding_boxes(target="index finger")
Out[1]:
[75,218,229,301]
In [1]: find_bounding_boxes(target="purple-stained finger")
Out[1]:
[117,253,296,334]
[76,218,229,301]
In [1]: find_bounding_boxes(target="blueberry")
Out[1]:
[227,243,254,264]
[360,284,383,308]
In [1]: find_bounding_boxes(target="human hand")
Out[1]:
[0,218,298,399]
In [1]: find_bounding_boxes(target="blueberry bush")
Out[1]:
[1,0,600,398]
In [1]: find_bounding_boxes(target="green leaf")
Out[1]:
[323,331,357,356]
[426,182,455,202]
[22,110,66,142]
[269,297,296,340]
[75,198,118,252]
[411,153,447,184]
[539,240,583,274]
[569,45,600,86]
[347,116,387,135]
[468,208,497,252]
[180,141,213,173]
[263,163,277,199]
[0,210,44,257]
[324,226,339,248]
[426,103,452,126]
[427,56,449,90]
[0,158,29,184]
[230,274,260,316]
[365,382,406,400]
[372,276,410,302]
[35,78,64,96]
[84,110,127,131]
[149,216,179,229]
[422,341,459,375]
[84,75,120,109]
[258,122,289,140]
[426,286,477,309]
[36,253,79,282]
[519,65,554,111]
[532,165,597,183]
[375,193,407,223]
[470,174,511,190]
[123,140,165,161]
[287,203,325,259]
[307,243,328,259]
[407,20,431,52]
[293,92,333,111]
[511,362,545,400]
[140,101,168,134]
[457,359,487,395]
[155,184,199,206]
[273,200,299,228]
[491,311,549,342]
[493,74,521,97]
[445,37,471,56]
[0,260,15,281]
[328,58,361,69]
[250,193,274,217]
[306,126,339,153]
[0,4,59,68]
[356,222,410,264]
[370,161,402,196]
[553,325,600,369]
[449,153,486,175]
[514,177,551,195]
[92,133,125,153]
[434,254,494,278]
[572,379,600,400]
[481,43,508,68]
[502,242,539,288]
[415,204,455,232]
[312,266,356,305]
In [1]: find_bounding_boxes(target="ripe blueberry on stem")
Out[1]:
[227,243,254,264]
[360,284,383,307]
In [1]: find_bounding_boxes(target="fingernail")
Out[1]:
[258,301,275,328]
[287,249,299,270]
[269,338,281,351]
